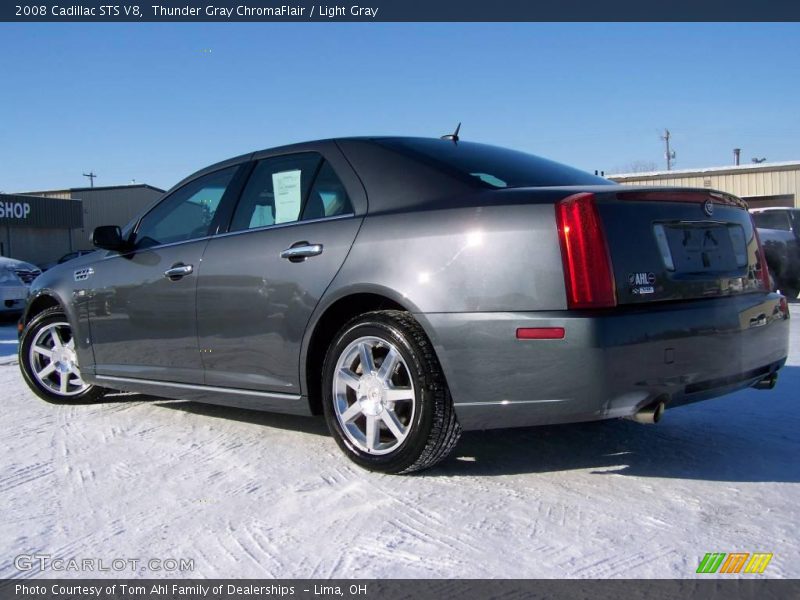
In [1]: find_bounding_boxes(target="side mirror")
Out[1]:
[92,226,128,251]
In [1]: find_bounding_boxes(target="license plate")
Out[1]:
[660,223,740,273]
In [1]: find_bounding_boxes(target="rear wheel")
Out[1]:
[322,310,461,474]
[19,307,107,404]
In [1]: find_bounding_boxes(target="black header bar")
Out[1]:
[3,0,800,22]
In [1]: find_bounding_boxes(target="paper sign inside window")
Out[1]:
[272,170,302,224]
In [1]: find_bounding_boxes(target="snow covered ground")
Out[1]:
[1,314,798,579]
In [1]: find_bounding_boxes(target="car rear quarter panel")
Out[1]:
[329,203,568,314]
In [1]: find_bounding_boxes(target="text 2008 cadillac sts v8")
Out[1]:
[19,137,790,473]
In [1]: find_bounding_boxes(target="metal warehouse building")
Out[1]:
[0,184,164,267]
[609,161,800,209]
[0,194,84,266]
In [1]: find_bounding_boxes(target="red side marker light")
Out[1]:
[516,327,566,340]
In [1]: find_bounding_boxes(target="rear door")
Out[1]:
[196,146,364,395]
[87,165,241,383]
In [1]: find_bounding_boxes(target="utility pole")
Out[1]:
[83,171,97,187]
[660,129,676,171]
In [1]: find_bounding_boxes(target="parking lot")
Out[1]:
[1,315,798,579]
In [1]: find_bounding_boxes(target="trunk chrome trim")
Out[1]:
[95,375,302,401]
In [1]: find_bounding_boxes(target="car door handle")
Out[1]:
[164,264,194,280]
[280,243,323,262]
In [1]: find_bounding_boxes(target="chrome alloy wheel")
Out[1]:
[332,336,416,455]
[28,321,89,397]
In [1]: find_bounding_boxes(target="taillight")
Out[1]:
[751,219,772,291]
[555,193,617,309]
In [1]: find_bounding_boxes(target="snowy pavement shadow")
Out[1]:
[432,365,800,483]
[154,400,330,436]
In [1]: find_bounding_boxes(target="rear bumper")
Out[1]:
[419,293,790,431]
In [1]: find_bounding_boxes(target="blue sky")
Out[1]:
[1,23,798,192]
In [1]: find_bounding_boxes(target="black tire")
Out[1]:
[321,310,461,474]
[19,307,107,404]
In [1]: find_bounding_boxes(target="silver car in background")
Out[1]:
[18,137,790,473]
[0,256,40,314]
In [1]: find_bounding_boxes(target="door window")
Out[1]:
[230,154,321,232]
[134,166,237,248]
[302,160,355,221]
[230,154,354,232]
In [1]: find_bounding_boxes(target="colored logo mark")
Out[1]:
[697,552,773,574]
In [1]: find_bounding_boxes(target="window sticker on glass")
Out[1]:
[272,170,302,224]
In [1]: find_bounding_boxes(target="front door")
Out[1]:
[87,165,239,383]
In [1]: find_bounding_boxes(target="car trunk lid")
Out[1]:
[592,189,767,305]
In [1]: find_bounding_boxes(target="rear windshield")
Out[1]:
[752,210,792,231]
[376,138,612,189]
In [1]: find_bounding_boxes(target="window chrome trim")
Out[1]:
[100,213,358,258]
[215,212,357,241]
[95,375,302,401]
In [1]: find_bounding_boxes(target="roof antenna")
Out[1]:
[441,122,461,143]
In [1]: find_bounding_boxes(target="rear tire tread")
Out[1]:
[324,310,461,474]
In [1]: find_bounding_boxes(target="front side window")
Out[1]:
[134,166,237,248]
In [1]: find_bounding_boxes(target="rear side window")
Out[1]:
[752,211,791,231]
[231,155,354,232]
[230,154,321,232]
[302,161,354,220]
[376,138,611,189]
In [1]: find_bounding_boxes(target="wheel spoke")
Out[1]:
[50,328,64,348]
[340,401,362,423]
[358,342,375,375]
[37,362,56,379]
[70,374,85,386]
[33,345,53,358]
[338,368,361,391]
[385,387,414,403]
[58,372,68,394]
[66,337,75,350]
[381,409,406,441]
[377,347,399,382]
[365,414,379,451]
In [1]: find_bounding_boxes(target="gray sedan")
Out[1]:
[19,137,790,473]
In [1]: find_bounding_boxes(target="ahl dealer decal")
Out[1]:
[629,272,656,295]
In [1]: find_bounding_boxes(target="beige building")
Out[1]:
[608,161,800,209]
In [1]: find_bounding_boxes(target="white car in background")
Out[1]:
[0,257,41,314]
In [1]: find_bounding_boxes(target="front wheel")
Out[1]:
[19,307,107,404]
[322,310,461,474]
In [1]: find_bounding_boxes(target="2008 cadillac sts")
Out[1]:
[19,137,790,473]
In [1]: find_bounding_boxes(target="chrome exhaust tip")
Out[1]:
[752,372,778,391]
[628,401,665,424]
